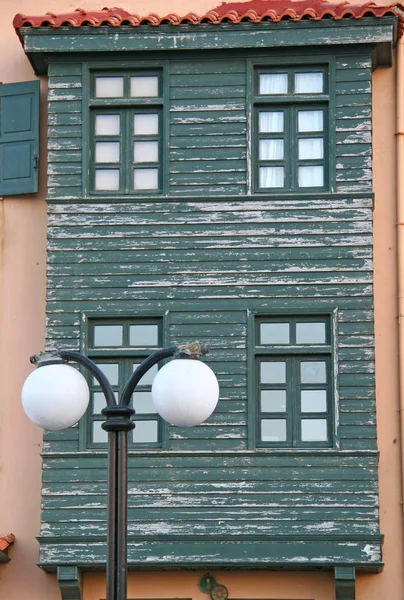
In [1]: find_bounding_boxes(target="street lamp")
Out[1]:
[21,342,219,600]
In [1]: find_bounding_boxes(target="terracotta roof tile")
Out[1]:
[13,1,404,30]
[0,534,15,552]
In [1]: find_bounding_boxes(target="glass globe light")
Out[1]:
[151,359,219,427]
[21,364,90,431]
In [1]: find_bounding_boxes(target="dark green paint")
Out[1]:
[25,17,388,576]
[0,80,40,195]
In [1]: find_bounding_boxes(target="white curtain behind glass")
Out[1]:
[298,138,323,160]
[260,166,284,188]
[298,166,324,187]
[298,110,323,132]
[259,73,288,95]
[259,111,284,133]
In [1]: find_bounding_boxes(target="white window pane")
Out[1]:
[260,166,284,188]
[93,363,119,386]
[301,390,327,413]
[298,110,323,132]
[295,72,323,94]
[259,111,284,133]
[130,76,159,98]
[261,390,287,413]
[95,142,120,164]
[95,169,120,191]
[134,168,159,190]
[94,325,123,347]
[134,114,159,135]
[95,114,120,136]
[296,322,326,344]
[300,361,326,384]
[298,138,324,160]
[261,419,287,442]
[95,77,124,98]
[133,420,158,443]
[93,391,118,414]
[133,392,157,414]
[133,363,158,386]
[134,141,159,163]
[260,361,286,384]
[260,322,290,344]
[301,419,328,442]
[259,73,288,95]
[130,324,159,346]
[259,139,284,161]
[298,166,324,188]
[92,421,108,443]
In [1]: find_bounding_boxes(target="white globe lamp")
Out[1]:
[151,359,219,427]
[21,364,90,431]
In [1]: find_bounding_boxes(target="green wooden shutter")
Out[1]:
[0,81,40,196]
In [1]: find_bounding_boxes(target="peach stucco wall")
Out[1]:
[0,1,403,599]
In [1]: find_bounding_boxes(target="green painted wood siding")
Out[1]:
[46,53,372,197]
[169,59,247,195]
[42,48,380,570]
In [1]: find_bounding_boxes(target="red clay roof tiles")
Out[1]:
[13,1,404,29]
[0,534,15,552]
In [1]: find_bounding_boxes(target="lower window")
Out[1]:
[254,315,333,448]
[86,317,163,448]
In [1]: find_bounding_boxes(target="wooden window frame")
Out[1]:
[81,316,166,449]
[88,68,165,196]
[251,314,335,449]
[252,64,330,193]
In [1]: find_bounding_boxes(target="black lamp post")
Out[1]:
[21,342,219,600]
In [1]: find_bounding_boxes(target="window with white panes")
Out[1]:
[86,319,163,447]
[90,72,162,194]
[254,316,333,448]
[254,67,328,191]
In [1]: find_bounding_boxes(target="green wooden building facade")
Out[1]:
[14,3,402,597]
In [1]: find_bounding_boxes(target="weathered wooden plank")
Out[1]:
[48,100,82,113]
[43,477,378,496]
[48,88,83,101]
[42,505,378,524]
[48,113,83,126]
[170,61,246,75]
[48,151,82,163]
[42,490,378,509]
[170,122,246,136]
[170,73,245,87]
[40,518,379,537]
[170,86,246,100]
[47,197,373,213]
[45,296,375,315]
[47,163,82,176]
[48,63,83,77]
[47,207,373,226]
[170,159,246,174]
[48,246,372,265]
[170,134,245,149]
[42,464,377,483]
[47,218,372,238]
[339,387,375,400]
[170,146,247,160]
[48,125,83,138]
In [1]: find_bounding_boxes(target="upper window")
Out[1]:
[254,315,333,448]
[85,318,163,447]
[254,66,328,192]
[90,71,163,194]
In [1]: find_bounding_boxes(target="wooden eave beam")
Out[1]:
[18,18,397,75]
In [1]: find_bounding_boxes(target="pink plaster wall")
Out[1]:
[0,1,403,599]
